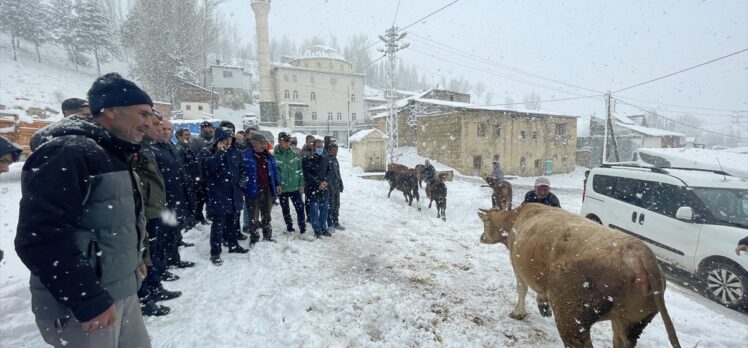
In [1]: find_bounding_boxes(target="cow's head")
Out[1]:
[478,208,517,245]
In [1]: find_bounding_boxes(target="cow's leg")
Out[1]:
[611,314,655,348]
[388,183,395,198]
[536,293,552,317]
[429,197,434,209]
[509,273,529,320]
[414,189,421,211]
[404,191,411,206]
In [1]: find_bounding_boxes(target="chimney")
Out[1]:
[216,59,221,65]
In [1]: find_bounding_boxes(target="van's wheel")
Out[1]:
[586,215,602,224]
[702,260,748,309]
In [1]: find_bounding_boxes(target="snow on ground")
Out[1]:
[1,148,746,348]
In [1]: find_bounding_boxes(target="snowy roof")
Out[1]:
[615,122,685,137]
[368,89,435,112]
[179,81,219,94]
[292,45,347,62]
[209,64,248,71]
[721,146,748,154]
[613,113,635,125]
[371,96,578,119]
[349,128,387,143]
[635,147,748,178]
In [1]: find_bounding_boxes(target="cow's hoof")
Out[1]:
[441,217,446,222]
[537,301,552,317]
[509,312,527,320]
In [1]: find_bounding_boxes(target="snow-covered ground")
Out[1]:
[1,148,746,348]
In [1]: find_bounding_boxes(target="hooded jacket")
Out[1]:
[302,151,329,198]
[243,146,280,199]
[197,127,248,217]
[15,116,146,322]
[29,114,90,151]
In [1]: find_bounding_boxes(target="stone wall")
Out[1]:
[416,114,463,171]
[422,89,471,103]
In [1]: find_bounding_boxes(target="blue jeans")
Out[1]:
[309,193,330,236]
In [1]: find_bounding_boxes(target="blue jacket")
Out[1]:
[243,148,280,199]
[153,141,193,225]
[197,128,247,217]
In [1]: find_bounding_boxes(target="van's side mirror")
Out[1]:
[675,206,694,221]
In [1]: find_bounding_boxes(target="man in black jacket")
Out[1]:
[0,135,21,263]
[15,73,152,347]
[325,144,345,232]
[190,121,214,224]
[175,128,202,226]
[523,177,561,208]
[303,139,331,238]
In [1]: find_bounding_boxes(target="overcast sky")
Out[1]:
[221,0,748,136]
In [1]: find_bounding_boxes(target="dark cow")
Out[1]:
[385,163,421,210]
[484,176,512,211]
[426,173,447,221]
[414,164,426,188]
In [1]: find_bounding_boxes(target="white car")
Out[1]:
[580,164,748,309]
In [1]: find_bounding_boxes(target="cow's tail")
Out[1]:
[637,254,681,348]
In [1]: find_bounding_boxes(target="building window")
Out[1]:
[283,74,288,82]
[555,124,567,136]
[293,90,299,100]
[330,77,337,86]
[223,71,233,78]
[477,123,486,137]
[337,113,342,120]
[520,131,526,141]
[310,75,315,83]
[532,131,538,141]
[493,155,500,162]
[198,105,203,111]
[327,112,333,120]
[186,104,191,111]
[534,159,541,168]
[284,90,289,99]
[352,113,357,121]
[351,94,356,102]
[493,125,501,137]
[310,92,316,101]
[224,88,234,95]
[520,157,527,172]
[312,112,317,120]
[292,74,297,82]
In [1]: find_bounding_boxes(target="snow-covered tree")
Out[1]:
[523,91,542,110]
[75,0,120,75]
[48,0,82,69]
[0,0,32,61]
[24,0,53,63]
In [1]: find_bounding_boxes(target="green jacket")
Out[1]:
[274,145,304,193]
[134,140,167,220]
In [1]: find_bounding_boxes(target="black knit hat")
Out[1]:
[87,73,153,116]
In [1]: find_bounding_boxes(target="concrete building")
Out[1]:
[270,45,365,144]
[208,62,253,108]
[175,81,218,120]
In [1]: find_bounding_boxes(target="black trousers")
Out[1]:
[279,191,305,233]
[210,213,239,257]
[327,189,341,227]
[195,182,208,222]
[246,189,273,242]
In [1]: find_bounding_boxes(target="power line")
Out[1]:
[483,94,604,107]
[397,0,460,33]
[612,48,748,94]
[612,96,748,118]
[613,95,748,114]
[392,0,402,26]
[407,32,604,95]
[612,97,748,139]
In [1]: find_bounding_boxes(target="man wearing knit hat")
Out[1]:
[15,73,153,347]
[523,177,561,208]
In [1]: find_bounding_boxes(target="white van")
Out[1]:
[580,164,748,309]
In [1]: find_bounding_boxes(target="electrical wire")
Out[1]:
[392,0,401,27]
[612,97,748,139]
[397,0,460,33]
[612,48,748,94]
[612,95,748,115]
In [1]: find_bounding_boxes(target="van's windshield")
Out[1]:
[691,188,748,229]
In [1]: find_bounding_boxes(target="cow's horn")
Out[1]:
[478,208,490,213]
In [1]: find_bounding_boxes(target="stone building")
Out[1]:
[370,91,578,176]
[270,45,365,144]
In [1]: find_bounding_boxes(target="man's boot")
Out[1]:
[141,300,170,316]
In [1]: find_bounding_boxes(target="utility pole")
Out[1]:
[602,91,620,163]
[379,26,409,164]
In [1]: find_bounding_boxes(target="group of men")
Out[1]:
[5,72,344,348]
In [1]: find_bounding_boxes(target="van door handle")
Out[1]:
[631,212,637,222]
[639,213,645,225]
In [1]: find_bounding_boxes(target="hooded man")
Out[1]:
[15,73,153,347]
[302,139,331,238]
[198,126,249,265]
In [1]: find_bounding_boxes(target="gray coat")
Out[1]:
[15,117,146,321]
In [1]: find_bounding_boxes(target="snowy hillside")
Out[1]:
[1,149,746,347]
[0,33,132,120]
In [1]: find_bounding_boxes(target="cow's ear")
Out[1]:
[477,211,489,221]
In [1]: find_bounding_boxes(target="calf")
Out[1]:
[478,204,680,348]
[426,173,447,221]
[414,164,426,188]
[385,163,421,210]
[484,176,512,210]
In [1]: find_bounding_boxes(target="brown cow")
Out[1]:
[385,163,421,210]
[484,176,512,210]
[426,173,447,221]
[478,204,680,348]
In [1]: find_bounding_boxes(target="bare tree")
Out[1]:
[523,91,541,110]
